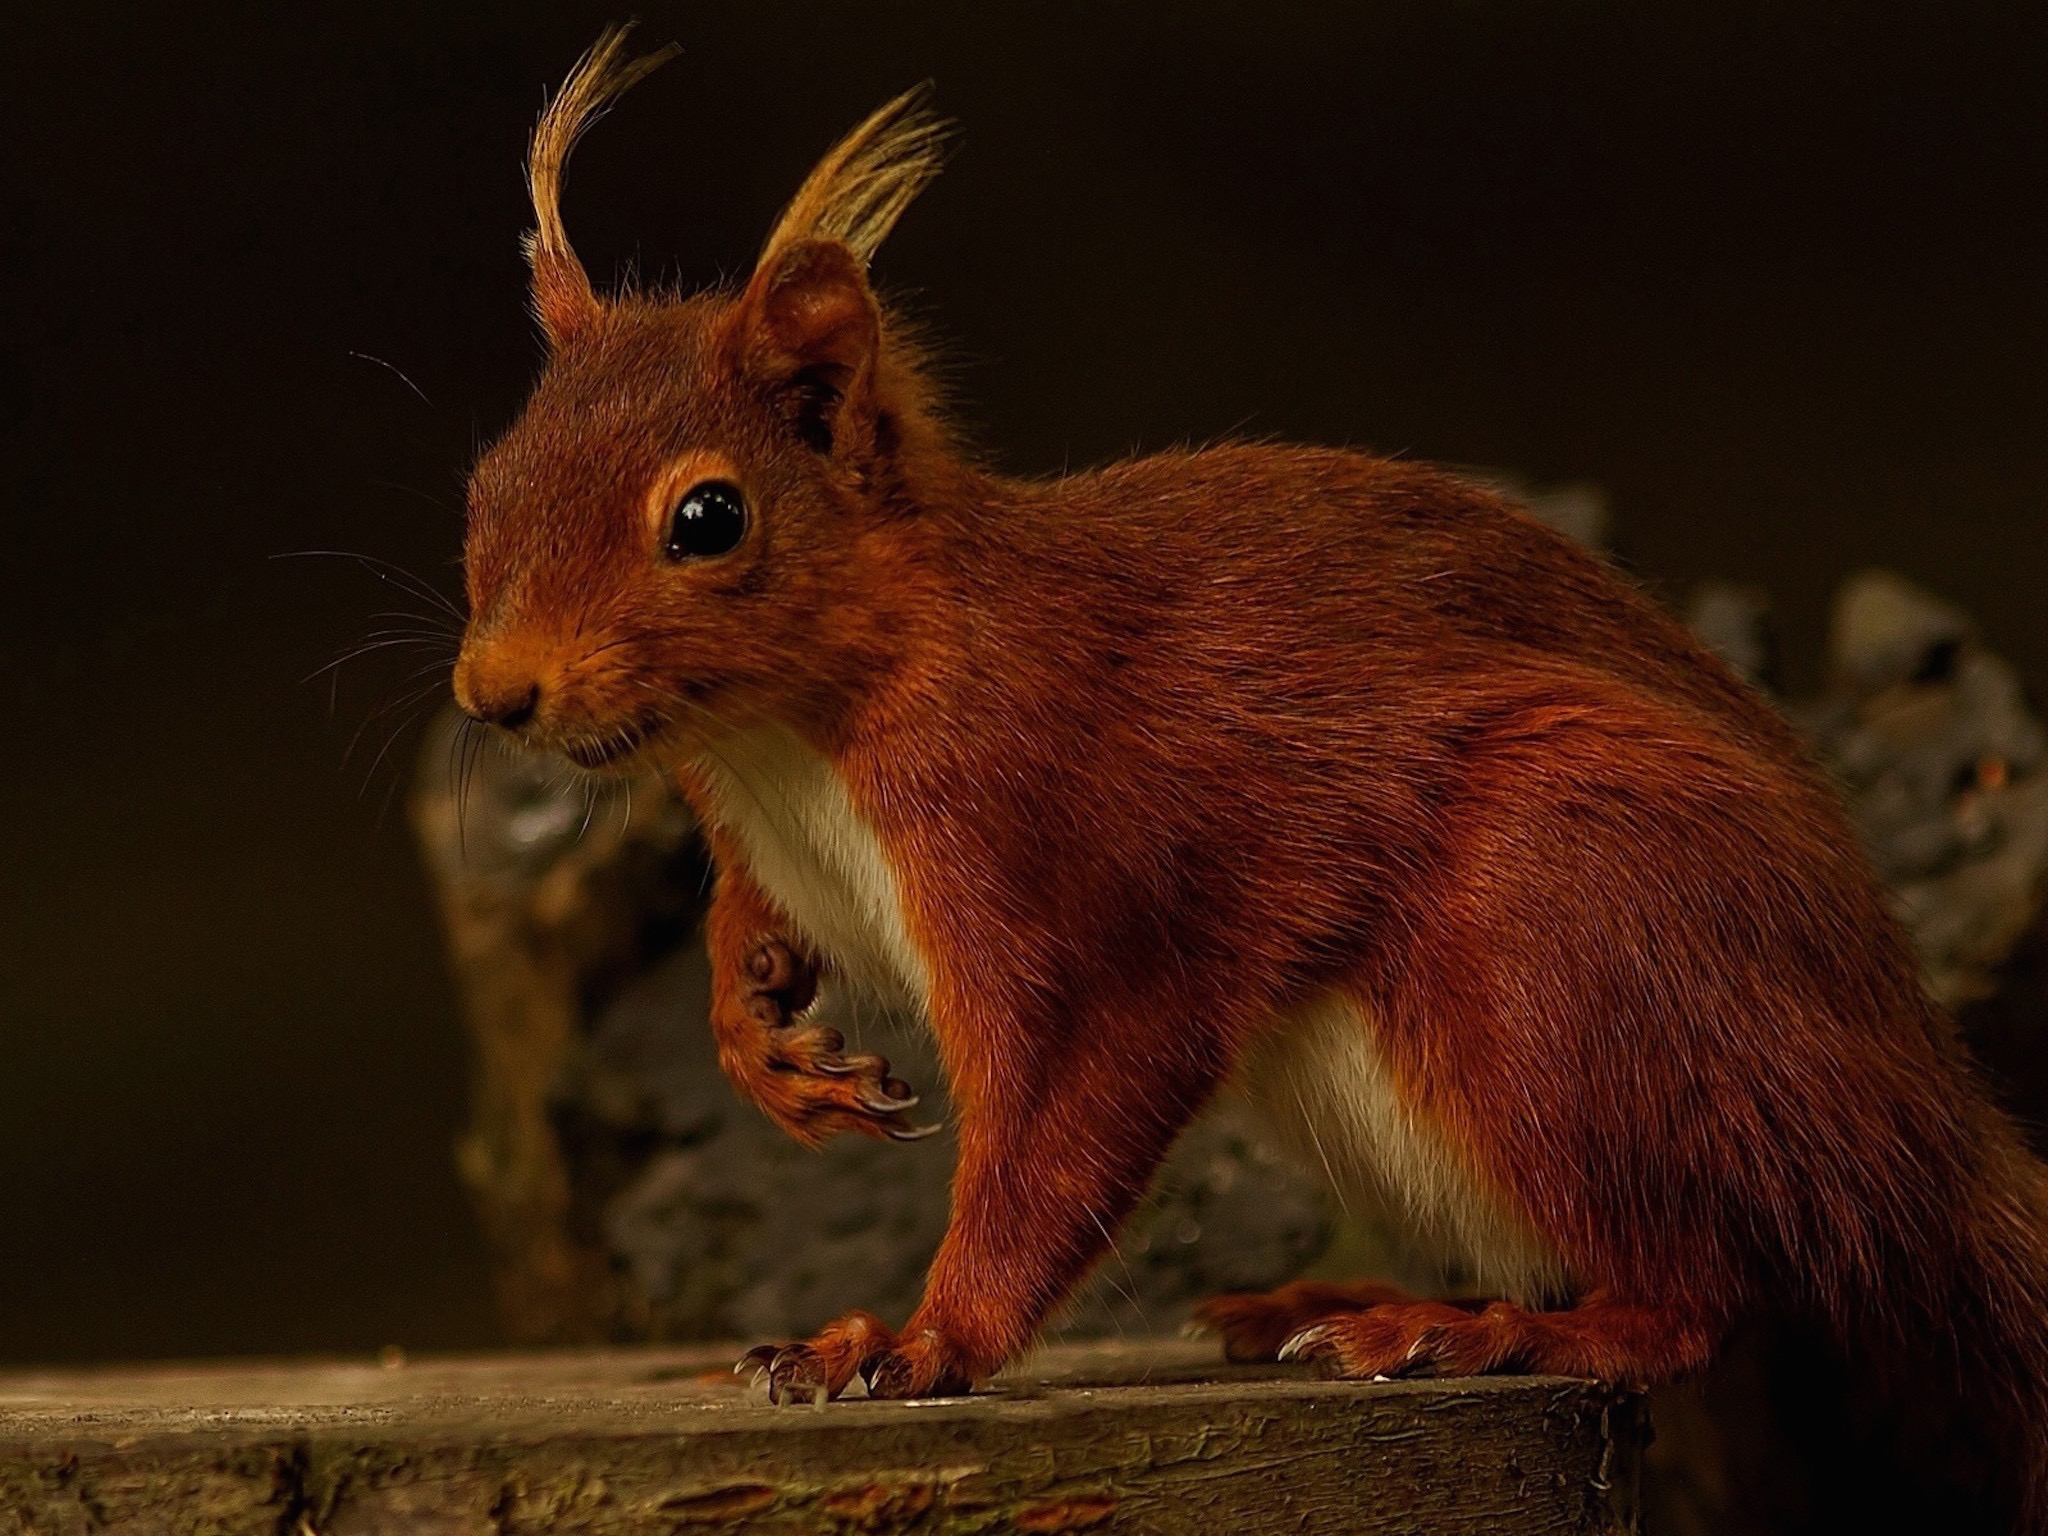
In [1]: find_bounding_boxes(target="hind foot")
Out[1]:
[1188,1279,1441,1363]
[1274,1291,1716,1389]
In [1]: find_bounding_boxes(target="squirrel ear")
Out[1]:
[730,85,944,453]
[734,239,881,453]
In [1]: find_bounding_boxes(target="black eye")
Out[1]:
[664,480,748,560]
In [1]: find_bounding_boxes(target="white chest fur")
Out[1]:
[690,725,931,1016]
[1237,992,1565,1305]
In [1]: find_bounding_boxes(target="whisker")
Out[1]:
[443,713,470,826]
[271,549,466,626]
[1088,1208,1145,1339]
[367,479,461,518]
[366,607,462,634]
[302,634,456,686]
[360,696,441,802]
[576,775,598,843]
[399,656,457,685]
[456,716,483,864]
[347,349,434,407]
[373,756,411,834]
[345,677,452,765]
[580,634,642,663]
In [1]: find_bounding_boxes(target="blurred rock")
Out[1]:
[1685,580,1777,690]
[410,720,700,1342]
[1457,467,1614,549]
[1522,481,1613,550]
[1792,571,2048,1008]
[1827,568,1974,698]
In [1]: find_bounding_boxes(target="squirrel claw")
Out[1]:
[735,1342,780,1390]
[884,1119,943,1142]
[775,1034,932,1143]
[1277,1324,1336,1364]
[812,1052,862,1077]
[757,1344,834,1406]
[857,1085,920,1114]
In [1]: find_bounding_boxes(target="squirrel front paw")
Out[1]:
[718,938,938,1148]
[738,1312,976,1404]
[741,934,818,1020]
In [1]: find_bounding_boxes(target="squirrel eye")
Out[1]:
[664,480,748,560]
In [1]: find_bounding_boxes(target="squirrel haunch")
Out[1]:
[452,31,2048,1523]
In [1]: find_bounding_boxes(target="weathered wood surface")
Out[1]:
[0,1340,1643,1534]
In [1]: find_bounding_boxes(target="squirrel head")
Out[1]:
[455,28,951,770]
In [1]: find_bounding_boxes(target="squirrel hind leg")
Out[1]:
[1274,1289,1720,1388]
[1188,1279,1447,1363]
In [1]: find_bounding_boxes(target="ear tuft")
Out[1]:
[526,25,679,346]
[760,84,950,270]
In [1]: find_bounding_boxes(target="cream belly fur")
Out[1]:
[688,724,932,1017]
[1237,992,1566,1307]
[691,726,1563,1304]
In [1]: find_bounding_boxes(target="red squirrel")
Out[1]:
[452,30,2048,1518]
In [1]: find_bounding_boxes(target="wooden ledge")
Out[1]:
[0,1339,1643,1534]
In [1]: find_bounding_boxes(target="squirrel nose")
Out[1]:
[475,684,540,733]
[454,636,550,732]
[454,648,543,730]
[464,680,540,731]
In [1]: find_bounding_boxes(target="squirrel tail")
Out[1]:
[1938,1127,2048,1531]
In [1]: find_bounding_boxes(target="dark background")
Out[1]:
[1,0,2042,1363]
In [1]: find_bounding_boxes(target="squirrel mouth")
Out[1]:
[563,723,650,771]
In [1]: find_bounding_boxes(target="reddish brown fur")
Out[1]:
[454,37,2048,1525]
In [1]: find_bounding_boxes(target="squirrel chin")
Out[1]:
[559,723,660,774]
